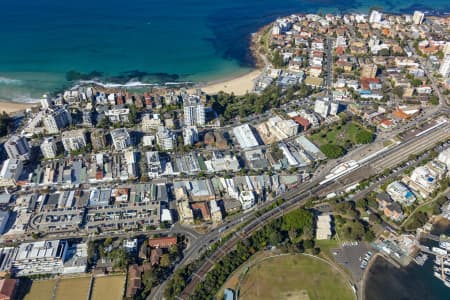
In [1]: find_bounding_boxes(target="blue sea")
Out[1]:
[0,0,449,101]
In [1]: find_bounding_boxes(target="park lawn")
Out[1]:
[91,275,125,300]
[24,280,56,300]
[55,277,91,300]
[216,251,273,299]
[310,121,372,148]
[315,239,339,257]
[238,254,354,300]
[346,123,365,143]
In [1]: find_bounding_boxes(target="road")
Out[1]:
[151,120,449,300]
[408,40,448,109]
[325,38,334,95]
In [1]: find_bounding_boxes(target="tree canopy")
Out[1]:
[320,144,345,158]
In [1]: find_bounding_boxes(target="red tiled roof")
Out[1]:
[148,236,177,249]
[292,116,310,129]
[0,279,16,300]
[191,202,211,220]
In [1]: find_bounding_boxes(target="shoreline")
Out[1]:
[191,68,263,96]
[1,24,271,102]
[3,11,445,101]
[0,99,37,114]
[190,25,270,96]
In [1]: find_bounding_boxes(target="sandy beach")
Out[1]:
[192,69,262,96]
[0,99,37,114]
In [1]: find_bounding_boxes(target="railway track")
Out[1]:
[177,123,450,299]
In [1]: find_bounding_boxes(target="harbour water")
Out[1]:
[1,0,450,101]
[365,255,450,300]
[366,223,450,300]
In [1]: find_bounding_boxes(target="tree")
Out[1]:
[393,86,404,98]
[411,78,422,87]
[272,50,284,68]
[127,104,137,125]
[97,117,111,128]
[369,213,382,224]
[303,239,314,249]
[429,95,439,105]
[378,48,390,56]
[320,144,345,159]
[270,144,284,161]
[355,130,374,144]
[364,230,376,242]
[282,208,313,236]
[0,112,11,137]
[160,254,171,267]
[342,220,365,241]
[104,237,113,247]
[269,231,282,245]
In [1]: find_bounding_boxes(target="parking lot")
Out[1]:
[332,242,371,281]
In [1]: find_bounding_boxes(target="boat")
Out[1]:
[440,241,450,251]
[445,280,450,288]
[435,271,442,279]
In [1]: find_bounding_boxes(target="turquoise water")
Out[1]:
[1,0,449,101]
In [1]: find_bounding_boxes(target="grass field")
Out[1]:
[216,251,272,298]
[310,121,372,148]
[23,280,56,300]
[91,275,125,300]
[238,255,354,300]
[55,277,91,300]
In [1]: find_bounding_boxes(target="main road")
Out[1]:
[149,120,449,300]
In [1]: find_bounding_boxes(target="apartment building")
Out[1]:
[61,129,87,152]
[4,136,30,161]
[43,108,72,134]
[40,137,58,159]
[183,95,205,126]
[12,240,68,276]
[111,128,131,151]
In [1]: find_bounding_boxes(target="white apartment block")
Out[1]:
[145,151,162,178]
[210,200,222,224]
[43,108,72,134]
[40,137,58,159]
[369,10,382,24]
[111,128,131,151]
[105,108,130,123]
[233,124,259,149]
[183,126,199,146]
[267,116,299,139]
[156,126,175,151]
[0,159,23,187]
[4,135,30,161]
[12,240,68,276]
[183,95,205,126]
[239,191,255,210]
[413,11,424,25]
[439,54,450,78]
[141,114,162,132]
[386,181,416,205]
[61,129,86,152]
[314,98,340,118]
[314,98,330,118]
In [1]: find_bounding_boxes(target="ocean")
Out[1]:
[1,0,449,101]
